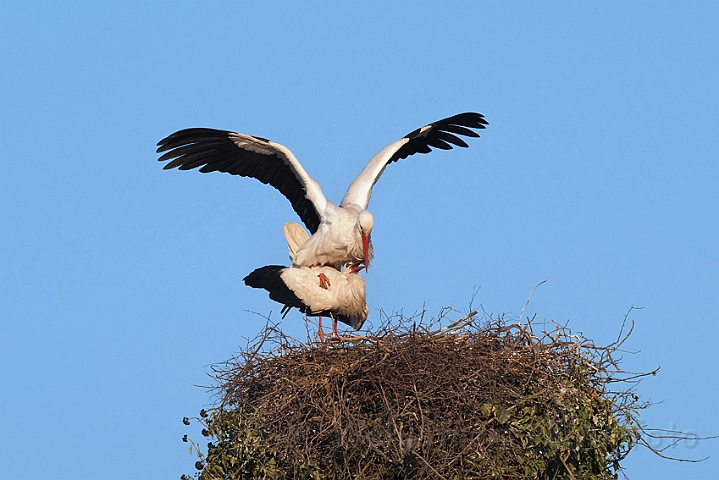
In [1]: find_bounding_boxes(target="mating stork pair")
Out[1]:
[157,112,488,340]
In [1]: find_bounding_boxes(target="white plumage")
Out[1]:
[281,266,367,329]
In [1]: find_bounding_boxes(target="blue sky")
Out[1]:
[1,2,717,478]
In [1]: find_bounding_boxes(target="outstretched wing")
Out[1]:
[340,112,488,209]
[157,128,326,233]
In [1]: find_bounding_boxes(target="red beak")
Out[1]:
[362,235,370,273]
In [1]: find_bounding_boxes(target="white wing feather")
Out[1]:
[340,138,408,209]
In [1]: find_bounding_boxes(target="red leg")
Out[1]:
[332,316,338,339]
[317,272,330,289]
[317,316,325,342]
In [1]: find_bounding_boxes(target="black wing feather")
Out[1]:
[426,136,453,150]
[436,131,469,148]
[157,128,321,233]
[390,112,488,163]
[440,124,481,138]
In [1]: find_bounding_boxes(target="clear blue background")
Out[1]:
[1,2,717,478]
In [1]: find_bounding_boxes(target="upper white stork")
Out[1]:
[157,112,488,271]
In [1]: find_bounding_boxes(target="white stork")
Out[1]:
[243,264,368,340]
[157,112,488,271]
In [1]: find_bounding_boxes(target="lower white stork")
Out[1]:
[157,112,488,271]
[243,264,368,340]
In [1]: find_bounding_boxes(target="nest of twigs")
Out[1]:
[184,308,651,480]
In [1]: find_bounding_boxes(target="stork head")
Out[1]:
[357,209,374,272]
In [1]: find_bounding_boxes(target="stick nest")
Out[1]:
[185,309,647,480]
